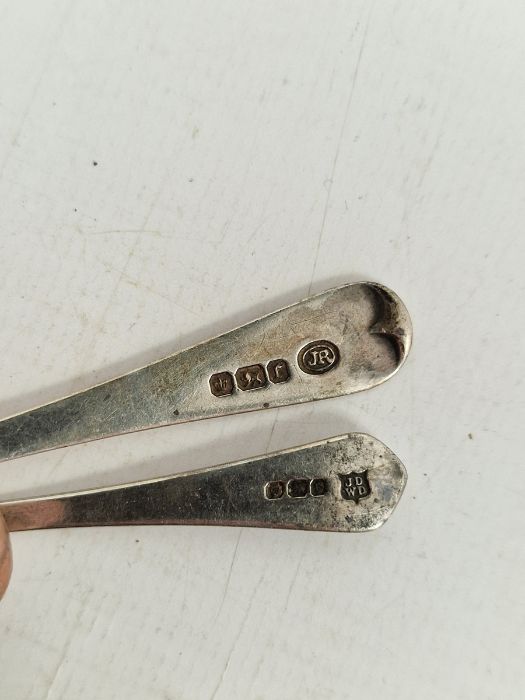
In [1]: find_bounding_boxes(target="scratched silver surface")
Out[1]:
[0,434,407,533]
[0,282,412,462]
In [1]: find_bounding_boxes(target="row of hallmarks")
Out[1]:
[265,471,371,504]
[209,339,340,397]
[265,477,328,500]
[209,359,290,397]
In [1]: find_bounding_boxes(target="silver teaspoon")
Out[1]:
[0,434,407,533]
[0,282,411,463]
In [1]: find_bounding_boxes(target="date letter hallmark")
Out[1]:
[297,340,340,375]
[338,471,371,504]
[267,359,290,384]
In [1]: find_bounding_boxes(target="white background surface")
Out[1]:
[0,2,524,698]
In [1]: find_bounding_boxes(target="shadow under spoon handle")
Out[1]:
[0,282,411,463]
[0,434,407,534]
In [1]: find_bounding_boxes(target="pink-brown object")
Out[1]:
[0,513,12,599]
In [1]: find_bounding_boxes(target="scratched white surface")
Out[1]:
[0,1,524,698]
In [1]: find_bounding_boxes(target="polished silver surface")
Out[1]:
[0,434,407,533]
[0,282,412,462]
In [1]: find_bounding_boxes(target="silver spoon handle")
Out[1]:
[0,434,407,533]
[0,282,411,463]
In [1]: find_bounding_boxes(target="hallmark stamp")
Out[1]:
[267,359,290,384]
[265,480,286,500]
[287,478,309,498]
[235,364,267,391]
[297,340,340,375]
[209,371,234,397]
[338,471,371,503]
[310,477,327,496]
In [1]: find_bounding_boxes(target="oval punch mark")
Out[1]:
[297,340,340,375]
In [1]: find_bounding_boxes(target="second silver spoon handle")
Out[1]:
[0,434,407,533]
